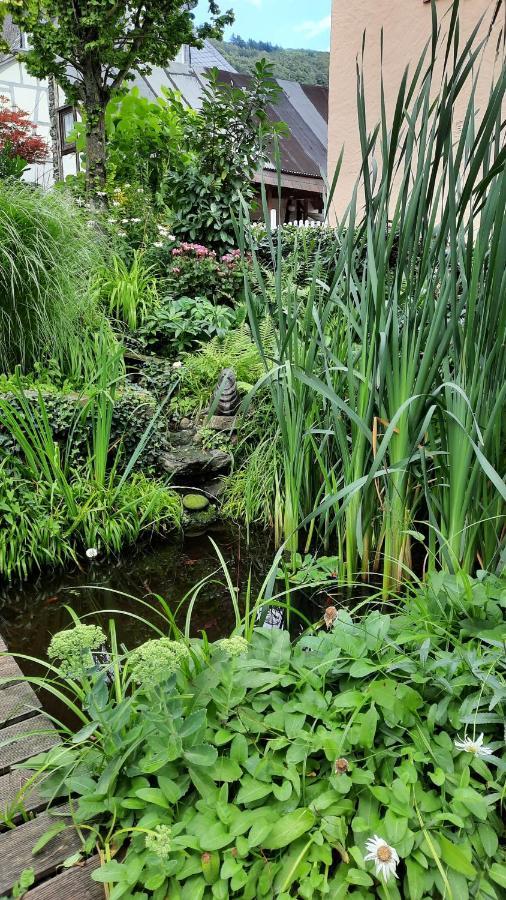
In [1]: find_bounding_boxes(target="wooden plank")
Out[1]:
[0,769,45,823]
[0,680,41,726]
[24,856,103,900]
[0,652,23,682]
[0,806,82,894]
[0,715,59,774]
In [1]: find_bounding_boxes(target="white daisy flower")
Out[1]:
[85,547,98,559]
[364,835,399,882]
[454,733,493,758]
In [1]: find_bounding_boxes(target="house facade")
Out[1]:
[328,0,505,215]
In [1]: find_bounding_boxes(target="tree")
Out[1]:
[165,61,288,251]
[0,1,233,194]
[0,95,48,178]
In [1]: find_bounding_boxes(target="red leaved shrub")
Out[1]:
[0,95,48,163]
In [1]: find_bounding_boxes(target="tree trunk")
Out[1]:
[84,102,107,196]
[82,58,108,198]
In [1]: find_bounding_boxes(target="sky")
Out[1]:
[195,0,332,52]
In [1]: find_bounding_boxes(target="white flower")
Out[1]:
[86,547,98,559]
[364,836,399,882]
[172,361,183,370]
[153,241,164,248]
[96,190,107,197]
[131,217,141,223]
[118,231,127,237]
[454,733,493,758]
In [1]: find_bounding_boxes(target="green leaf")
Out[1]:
[230,733,248,764]
[158,775,184,804]
[349,659,378,678]
[477,824,498,857]
[263,809,315,850]
[179,709,206,738]
[452,787,490,821]
[135,787,170,809]
[92,860,127,883]
[248,819,275,847]
[213,758,242,782]
[357,703,378,748]
[184,744,218,767]
[489,863,506,889]
[71,721,98,743]
[439,835,476,879]
[346,868,373,886]
[236,777,272,804]
[32,821,67,855]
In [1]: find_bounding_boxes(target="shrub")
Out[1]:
[0,181,105,375]
[145,240,249,306]
[0,94,48,178]
[14,572,506,898]
[139,296,243,356]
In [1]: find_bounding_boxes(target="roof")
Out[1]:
[138,48,329,183]
[182,41,236,73]
[0,15,21,65]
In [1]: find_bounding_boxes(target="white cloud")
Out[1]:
[294,15,331,40]
[246,0,263,7]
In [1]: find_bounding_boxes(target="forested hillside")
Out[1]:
[211,36,329,86]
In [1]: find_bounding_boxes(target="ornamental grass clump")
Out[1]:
[0,181,105,376]
[48,624,105,676]
[128,638,190,687]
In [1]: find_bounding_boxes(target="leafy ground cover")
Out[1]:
[3,570,505,898]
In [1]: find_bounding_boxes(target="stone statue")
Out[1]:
[213,368,239,416]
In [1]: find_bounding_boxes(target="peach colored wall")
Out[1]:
[328,0,504,217]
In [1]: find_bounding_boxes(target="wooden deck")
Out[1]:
[0,635,103,898]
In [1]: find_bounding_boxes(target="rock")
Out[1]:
[212,369,239,416]
[193,432,203,445]
[208,415,237,432]
[180,417,191,429]
[159,447,232,480]
[183,493,210,511]
[199,478,227,500]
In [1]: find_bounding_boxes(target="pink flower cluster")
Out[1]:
[220,249,242,265]
[171,242,217,258]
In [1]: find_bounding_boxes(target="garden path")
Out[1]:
[0,634,102,898]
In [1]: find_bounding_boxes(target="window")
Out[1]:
[59,106,77,154]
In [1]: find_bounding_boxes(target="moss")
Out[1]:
[182,493,210,512]
[182,507,218,531]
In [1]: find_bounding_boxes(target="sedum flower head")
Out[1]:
[216,636,249,657]
[128,638,190,687]
[454,733,493,758]
[48,624,106,676]
[145,824,172,860]
[364,835,399,882]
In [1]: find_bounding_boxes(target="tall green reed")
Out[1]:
[239,2,506,589]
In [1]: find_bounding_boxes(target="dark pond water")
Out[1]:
[0,526,277,668]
